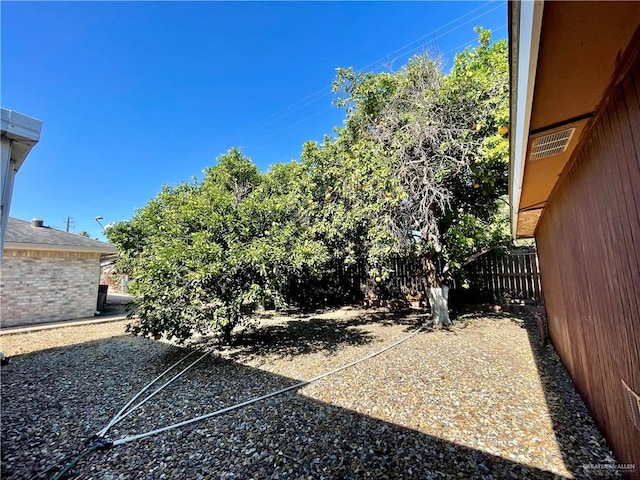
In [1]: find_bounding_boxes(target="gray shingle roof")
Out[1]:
[4,217,117,254]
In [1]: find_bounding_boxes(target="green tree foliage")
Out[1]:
[107,148,327,343]
[438,28,510,272]
[329,28,509,284]
[109,29,510,338]
[300,28,510,324]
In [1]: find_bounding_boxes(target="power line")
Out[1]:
[245,19,507,145]
[227,2,504,145]
[440,23,507,61]
[260,105,336,142]
[359,2,504,73]
[229,3,500,144]
[230,1,498,142]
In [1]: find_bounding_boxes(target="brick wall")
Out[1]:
[0,249,102,327]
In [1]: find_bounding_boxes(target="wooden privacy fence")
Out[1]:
[338,256,431,300]
[455,247,543,305]
[334,246,543,306]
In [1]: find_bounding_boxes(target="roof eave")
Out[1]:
[508,0,545,239]
[3,242,118,255]
[0,108,43,171]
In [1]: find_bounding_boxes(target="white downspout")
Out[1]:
[1,138,15,257]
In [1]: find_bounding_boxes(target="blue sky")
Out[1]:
[1,1,506,240]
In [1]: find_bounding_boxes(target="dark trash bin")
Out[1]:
[97,284,108,312]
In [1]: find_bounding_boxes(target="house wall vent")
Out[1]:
[530,127,576,160]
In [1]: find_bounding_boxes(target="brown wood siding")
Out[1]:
[535,44,640,473]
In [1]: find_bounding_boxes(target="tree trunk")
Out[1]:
[221,321,234,345]
[427,285,450,327]
[421,255,450,327]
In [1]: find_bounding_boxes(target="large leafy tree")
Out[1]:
[107,148,327,343]
[299,135,406,303]
[109,29,509,338]
[326,28,509,324]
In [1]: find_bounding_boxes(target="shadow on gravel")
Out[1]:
[351,309,431,328]
[1,333,565,480]
[230,309,430,360]
[231,317,376,358]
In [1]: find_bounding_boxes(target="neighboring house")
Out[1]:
[509,1,640,474]
[0,217,117,327]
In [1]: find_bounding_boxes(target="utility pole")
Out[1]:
[64,216,74,232]
[95,216,106,231]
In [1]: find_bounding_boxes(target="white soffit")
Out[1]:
[510,0,545,238]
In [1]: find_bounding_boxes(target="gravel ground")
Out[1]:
[0,308,619,479]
